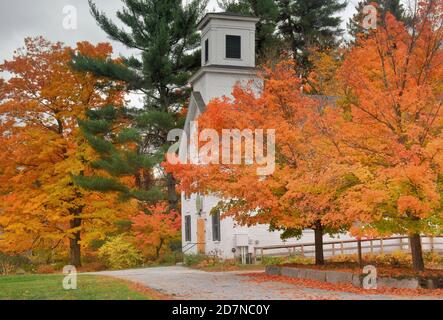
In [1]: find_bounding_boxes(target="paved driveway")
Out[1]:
[91,266,440,300]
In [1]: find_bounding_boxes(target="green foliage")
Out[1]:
[0,253,32,275]
[261,255,314,266]
[184,254,219,266]
[74,175,128,194]
[155,251,183,265]
[70,55,142,90]
[77,0,206,109]
[72,0,208,210]
[75,105,164,203]
[278,228,303,240]
[276,0,347,75]
[98,235,143,270]
[218,0,280,60]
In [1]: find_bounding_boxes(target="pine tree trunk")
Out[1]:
[409,234,424,271]
[69,212,82,267]
[167,173,179,212]
[314,221,325,265]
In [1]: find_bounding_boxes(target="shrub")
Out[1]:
[328,251,443,268]
[184,254,217,267]
[261,256,287,266]
[36,265,56,274]
[261,255,313,266]
[156,251,183,265]
[328,254,358,264]
[389,251,412,267]
[78,262,107,272]
[98,235,143,270]
[0,253,32,275]
[424,252,443,267]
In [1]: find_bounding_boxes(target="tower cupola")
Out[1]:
[198,12,259,68]
[189,13,260,104]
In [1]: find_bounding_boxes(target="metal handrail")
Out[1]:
[182,242,206,254]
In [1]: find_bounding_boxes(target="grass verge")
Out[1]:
[0,274,156,300]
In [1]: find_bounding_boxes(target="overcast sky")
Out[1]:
[0,0,357,108]
[0,0,358,62]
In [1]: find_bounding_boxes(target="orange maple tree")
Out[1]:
[165,61,355,265]
[131,202,181,260]
[335,0,443,271]
[0,37,134,266]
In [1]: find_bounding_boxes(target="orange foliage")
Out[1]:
[335,2,443,237]
[131,203,181,259]
[243,273,443,298]
[0,37,133,262]
[165,60,353,236]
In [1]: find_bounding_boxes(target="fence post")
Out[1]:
[430,237,434,253]
[332,243,335,256]
[380,239,384,254]
[301,245,305,257]
[357,239,363,267]
[340,242,344,255]
[261,248,264,262]
[370,240,373,254]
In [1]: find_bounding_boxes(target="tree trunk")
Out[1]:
[69,214,82,267]
[167,173,179,212]
[409,233,424,271]
[314,221,325,265]
[156,238,164,259]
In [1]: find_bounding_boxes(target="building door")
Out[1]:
[197,219,206,254]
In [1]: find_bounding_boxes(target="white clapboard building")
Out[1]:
[178,13,439,262]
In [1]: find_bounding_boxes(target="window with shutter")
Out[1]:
[205,39,209,63]
[212,212,221,241]
[226,35,241,59]
[185,216,191,242]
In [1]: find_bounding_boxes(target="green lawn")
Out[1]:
[0,274,151,300]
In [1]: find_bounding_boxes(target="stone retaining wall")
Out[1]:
[266,265,443,289]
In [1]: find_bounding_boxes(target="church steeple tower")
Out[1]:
[198,12,258,68]
[189,13,260,104]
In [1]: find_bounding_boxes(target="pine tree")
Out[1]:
[74,105,165,204]
[347,0,407,40]
[72,0,207,211]
[276,0,347,77]
[218,0,280,61]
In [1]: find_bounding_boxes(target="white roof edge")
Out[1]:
[189,66,258,85]
[197,13,260,30]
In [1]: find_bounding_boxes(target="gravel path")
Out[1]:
[91,266,439,300]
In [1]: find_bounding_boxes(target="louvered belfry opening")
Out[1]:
[226,35,241,59]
